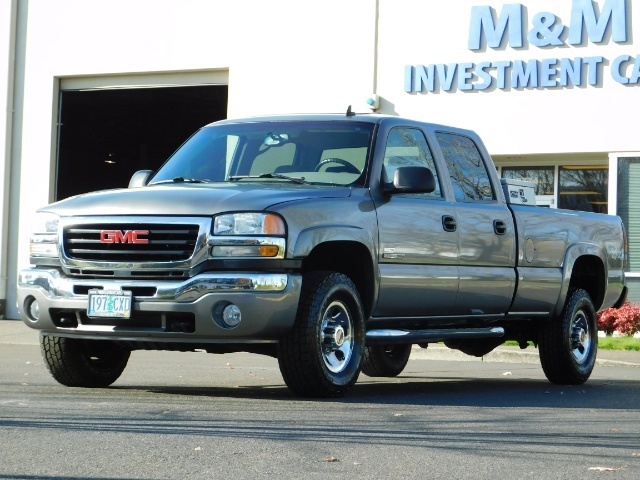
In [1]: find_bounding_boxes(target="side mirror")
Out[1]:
[128,170,154,188]
[384,166,436,194]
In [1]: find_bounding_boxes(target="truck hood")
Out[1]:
[41,183,353,217]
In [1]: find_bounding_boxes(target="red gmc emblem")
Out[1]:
[100,230,149,244]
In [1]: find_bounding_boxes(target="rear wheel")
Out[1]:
[538,289,597,385]
[278,272,364,397]
[361,344,412,377]
[41,335,130,387]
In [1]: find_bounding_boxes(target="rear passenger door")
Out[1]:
[373,127,459,318]
[435,132,516,316]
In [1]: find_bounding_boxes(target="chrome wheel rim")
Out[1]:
[320,300,354,373]
[570,308,592,364]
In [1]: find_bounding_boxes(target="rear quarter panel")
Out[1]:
[509,205,626,314]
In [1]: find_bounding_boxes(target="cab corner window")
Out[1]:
[383,127,441,197]
[436,132,494,202]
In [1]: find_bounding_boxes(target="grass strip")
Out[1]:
[504,337,640,351]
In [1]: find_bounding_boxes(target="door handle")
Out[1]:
[494,220,507,235]
[442,215,457,232]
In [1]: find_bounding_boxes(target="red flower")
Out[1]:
[598,301,640,336]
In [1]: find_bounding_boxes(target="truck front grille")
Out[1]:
[63,223,200,262]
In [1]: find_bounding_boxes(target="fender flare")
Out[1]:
[293,225,378,315]
[553,242,607,317]
[293,225,377,259]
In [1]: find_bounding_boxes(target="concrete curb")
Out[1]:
[410,344,540,364]
[411,344,640,368]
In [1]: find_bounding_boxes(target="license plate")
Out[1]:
[87,289,132,318]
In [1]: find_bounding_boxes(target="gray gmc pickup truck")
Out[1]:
[18,113,628,397]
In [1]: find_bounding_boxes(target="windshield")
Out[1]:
[149,121,374,186]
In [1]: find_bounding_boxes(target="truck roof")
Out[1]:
[208,112,478,138]
[209,112,391,126]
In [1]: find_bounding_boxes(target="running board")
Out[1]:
[365,327,504,345]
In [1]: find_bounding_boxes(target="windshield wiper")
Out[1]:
[151,177,207,185]
[229,173,308,184]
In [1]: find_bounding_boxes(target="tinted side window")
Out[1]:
[436,132,494,202]
[383,127,441,197]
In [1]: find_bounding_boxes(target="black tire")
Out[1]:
[40,335,130,387]
[538,289,598,385]
[361,345,412,377]
[278,271,365,397]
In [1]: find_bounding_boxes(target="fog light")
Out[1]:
[222,304,242,328]
[27,298,40,321]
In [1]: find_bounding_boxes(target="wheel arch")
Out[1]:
[299,239,376,319]
[554,243,607,317]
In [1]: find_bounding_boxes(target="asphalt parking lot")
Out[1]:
[2,319,640,479]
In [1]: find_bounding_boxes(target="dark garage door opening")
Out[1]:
[56,85,228,200]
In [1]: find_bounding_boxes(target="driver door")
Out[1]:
[373,127,459,318]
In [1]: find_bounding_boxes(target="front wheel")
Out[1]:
[278,272,365,397]
[538,289,598,385]
[361,345,412,377]
[41,335,130,387]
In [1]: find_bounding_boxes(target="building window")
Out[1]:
[558,166,608,213]
[501,166,555,195]
[501,166,555,207]
[617,158,640,272]
[500,164,608,212]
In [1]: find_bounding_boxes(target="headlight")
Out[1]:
[213,213,285,236]
[211,213,286,258]
[30,212,60,258]
[31,212,59,234]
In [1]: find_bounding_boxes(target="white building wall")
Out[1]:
[228,1,377,117]
[2,0,638,318]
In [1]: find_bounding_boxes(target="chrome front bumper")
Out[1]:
[17,268,302,343]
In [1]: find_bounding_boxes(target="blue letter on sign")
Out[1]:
[611,55,631,84]
[559,58,583,86]
[469,4,523,50]
[415,64,436,92]
[568,0,627,45]
[512,60,539,88]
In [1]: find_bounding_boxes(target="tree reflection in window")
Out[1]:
[558,166,608,213]
[502,166,554,195]
[436,132,494,201]
[383,127,441,197]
